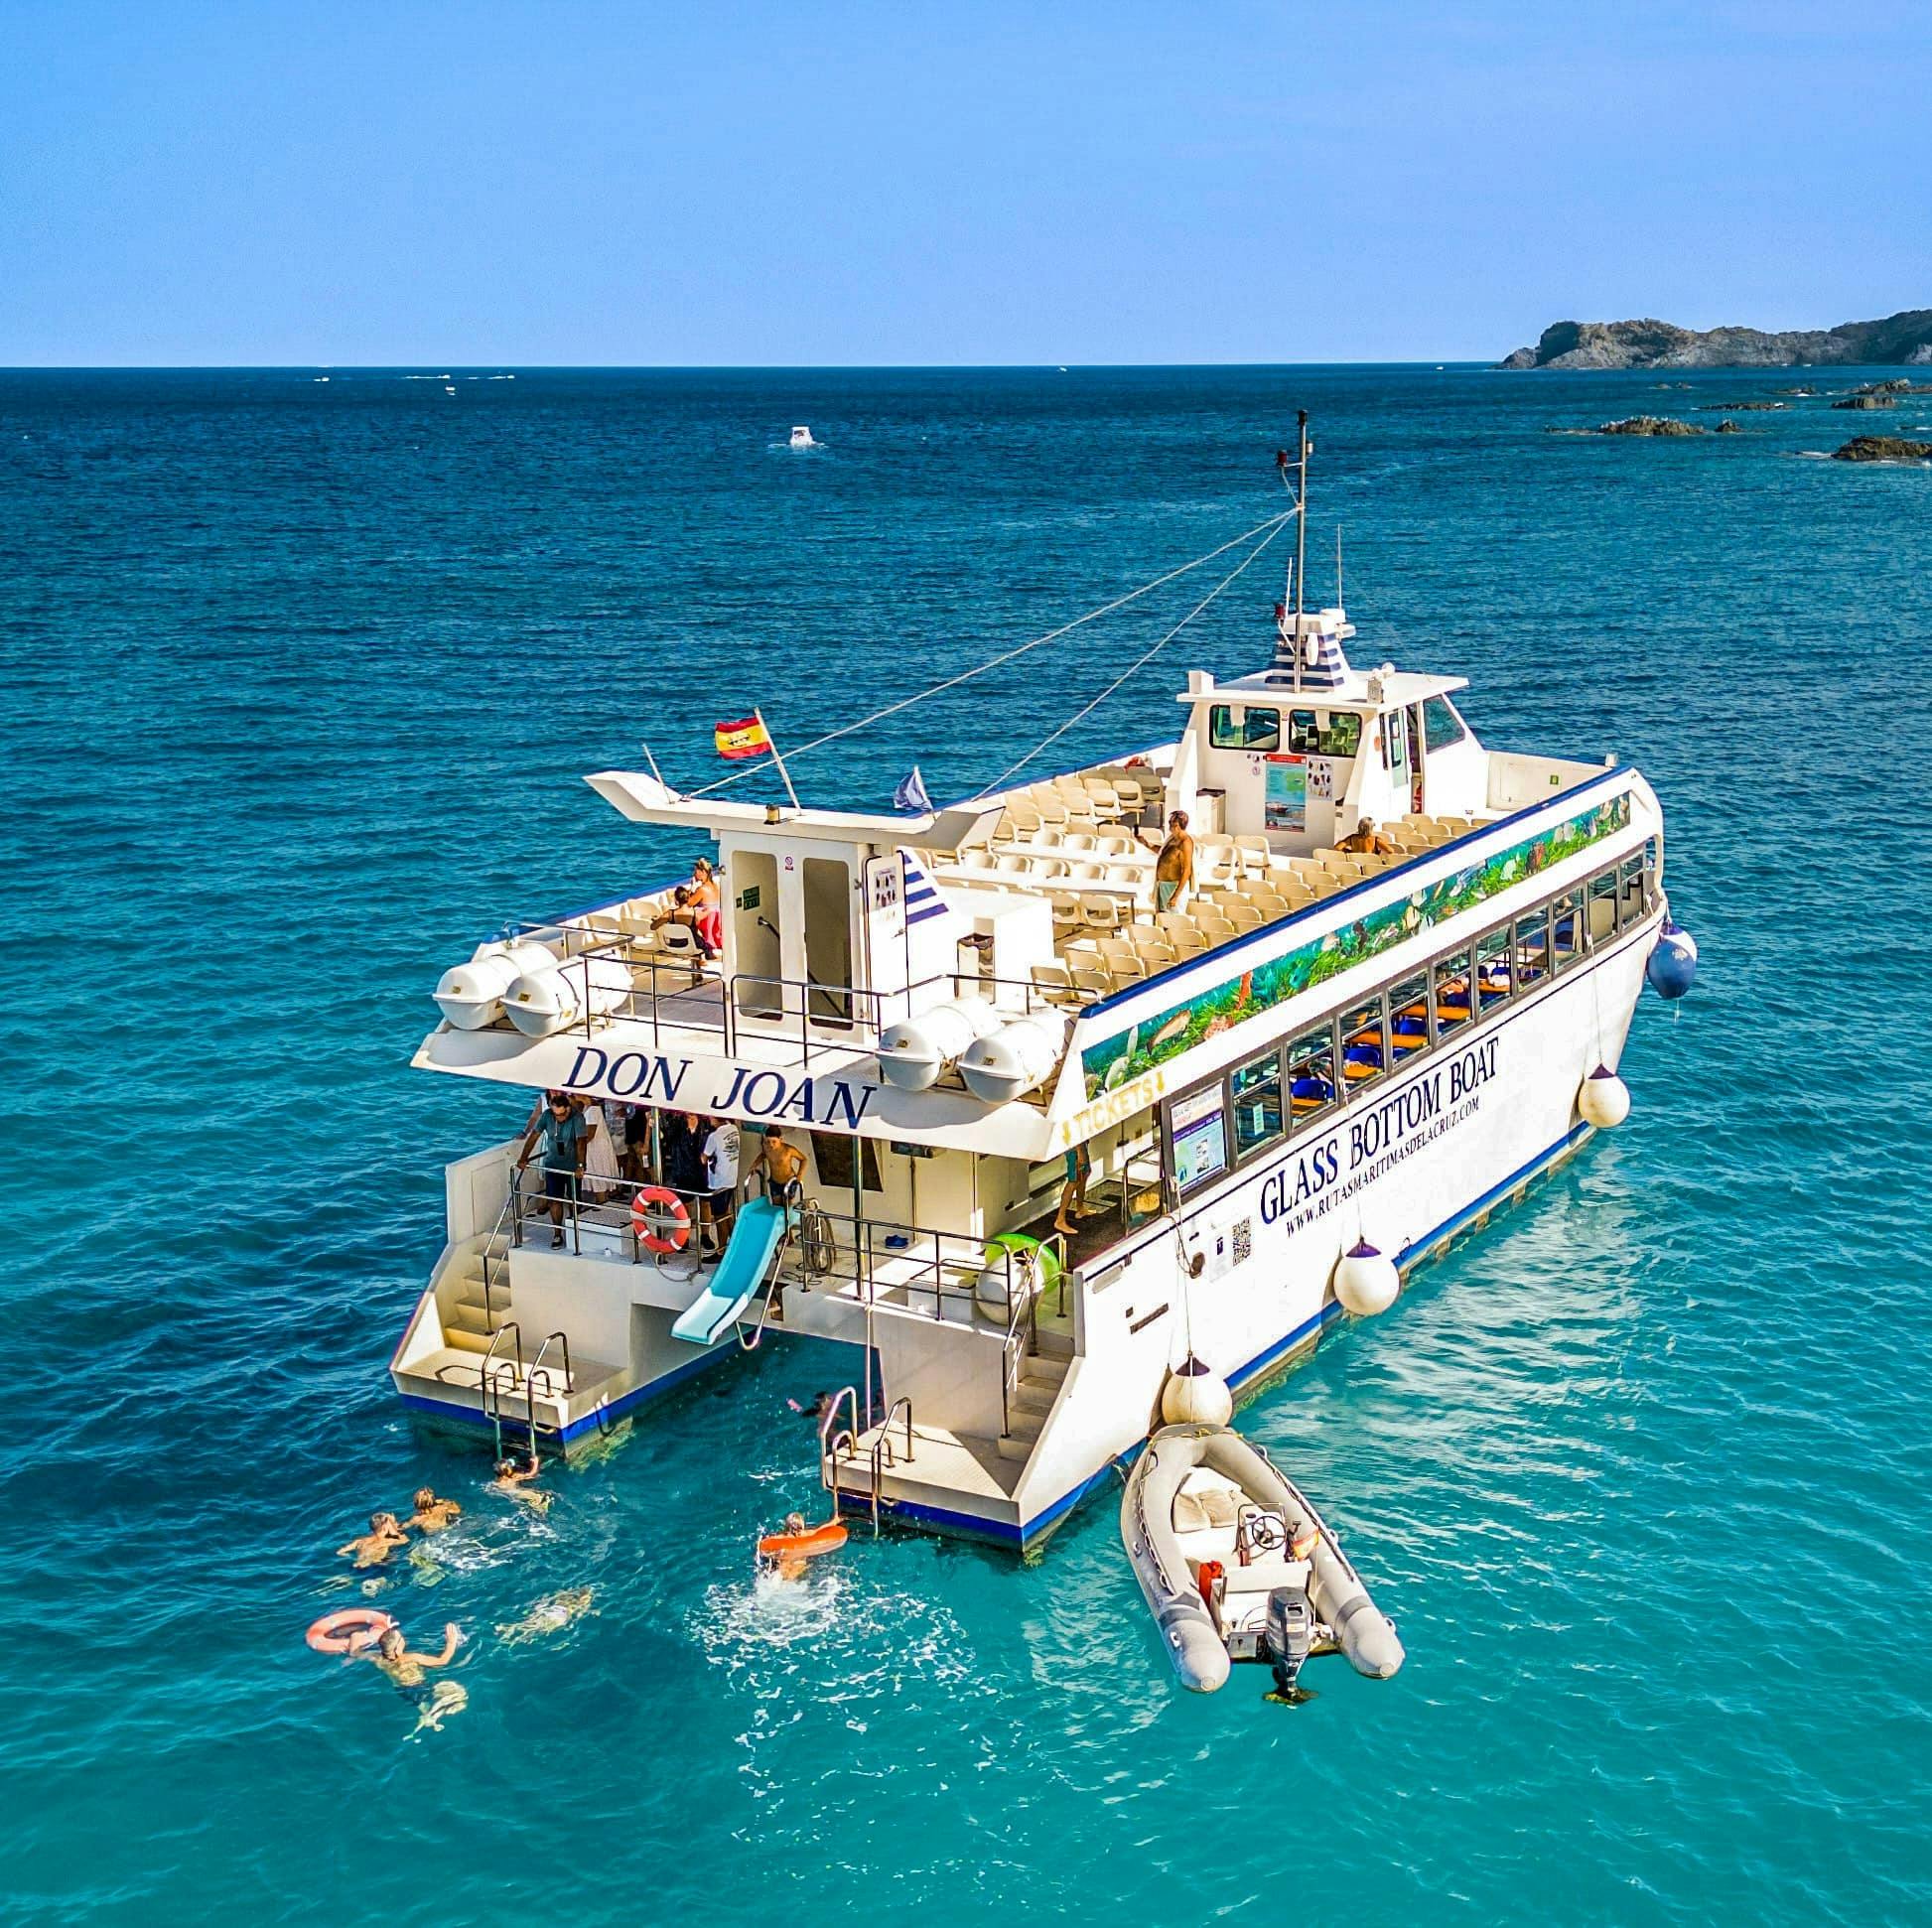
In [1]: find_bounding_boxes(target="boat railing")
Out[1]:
[525,931,1064,1065]
[771,1202,1018,1323]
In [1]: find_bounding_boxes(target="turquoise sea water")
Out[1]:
[5,365,1929,1924]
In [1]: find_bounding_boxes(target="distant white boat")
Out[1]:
[788,426,817,449]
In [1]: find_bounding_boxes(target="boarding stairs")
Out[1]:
[393,1207,624,1449]
[819,1311,1076,1535]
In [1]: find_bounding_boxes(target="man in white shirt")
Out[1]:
[700,1116,741,1256]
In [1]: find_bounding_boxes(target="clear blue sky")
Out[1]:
[4,0,1926,364]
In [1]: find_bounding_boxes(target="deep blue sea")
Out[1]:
[4,365,1929,1925]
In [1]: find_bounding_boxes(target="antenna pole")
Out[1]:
[1293,409,1310,691]
[756,706,803,814]
[1335,523,1343,608]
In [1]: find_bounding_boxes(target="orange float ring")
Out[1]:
[306,1607,397,1655]
[757,1519,848,1560]
[631,1185,691,1254]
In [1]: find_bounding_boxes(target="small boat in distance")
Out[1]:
[788,425,817,449]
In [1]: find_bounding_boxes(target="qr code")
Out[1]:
[1231,1218,1253,1266]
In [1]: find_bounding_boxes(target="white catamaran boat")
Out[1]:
[390,434,1695,1552]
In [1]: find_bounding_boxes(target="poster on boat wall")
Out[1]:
[1265,756,1307,832]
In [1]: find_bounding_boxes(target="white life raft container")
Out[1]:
[433,938,557,1030]
[875,997,1002,1091]
[503,956,634,1038]
[958,1016,1063,1105]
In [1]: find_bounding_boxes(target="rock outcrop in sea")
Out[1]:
[1831,436,1932,463]
[1589,416,1703,437]
[1500,309,1932,370]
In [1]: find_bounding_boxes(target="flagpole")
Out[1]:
[755,707,803,814]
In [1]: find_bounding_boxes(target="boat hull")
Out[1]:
[846,906,1661,1551]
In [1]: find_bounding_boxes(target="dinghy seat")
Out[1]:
[1221,1556,1311,1595]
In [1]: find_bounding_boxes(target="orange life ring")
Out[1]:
[306,1607,397,1655]
[757,1519,848,1560]
[631,1185,691,1254]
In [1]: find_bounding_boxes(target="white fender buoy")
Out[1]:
[1333,1240,1400,1316]
[1161,1355,1233,1428]
[1578,1063,1631,1128]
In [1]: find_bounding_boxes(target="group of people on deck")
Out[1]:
[517,1090,807,1257]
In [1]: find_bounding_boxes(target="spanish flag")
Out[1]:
[714,715,771,760]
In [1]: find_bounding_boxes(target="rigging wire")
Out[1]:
[970,512,1293,799]
[678,502,1297,801]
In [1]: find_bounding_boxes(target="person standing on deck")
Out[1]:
[700,1115,742,1257]
[517,1090,587,1249]
[687,856,725,956]
[1142,810,1195,911]
[746,1125,807,1205]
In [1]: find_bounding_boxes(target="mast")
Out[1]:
[1293,409,1310,691]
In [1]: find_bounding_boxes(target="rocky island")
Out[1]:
[1501,309,1932,370]
[1831,437,1932,464]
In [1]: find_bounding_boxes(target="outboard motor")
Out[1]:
[1264,1581,1315,1698]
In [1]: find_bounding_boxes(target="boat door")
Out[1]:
[729,840,860,1036]
[1402,703,1426,816]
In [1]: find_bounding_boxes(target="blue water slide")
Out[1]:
[670,1197,796,1345]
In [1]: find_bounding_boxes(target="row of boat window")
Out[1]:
[1165,845,1656,1195]
[1204,695,1467,759]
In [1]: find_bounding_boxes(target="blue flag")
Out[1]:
[893,765,933,814]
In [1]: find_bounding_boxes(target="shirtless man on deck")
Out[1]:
[1142,810,1195,912]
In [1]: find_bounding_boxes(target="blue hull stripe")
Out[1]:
[398,1336,733,1447]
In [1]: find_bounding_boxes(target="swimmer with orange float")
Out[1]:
[759,1510,848,1581]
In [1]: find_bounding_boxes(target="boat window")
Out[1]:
[1476,927,1513,1009]
[1550,891,1583,971]
[1433,949,1472,1034]
[1388,972,1430,1060]
[1286,709,1362,757]
[1422,695,1467,755]
[1339,994,1388,1090]
[1287,1026,1337,1119]
[1230,1050,1284,1159]
[1514,906,1551,989]
[1208,704,1281,752]
[809,1131,884,1194]
[1619,851,1648,923]
[1587,868,1621,942]
[1170,1085,1229,1193]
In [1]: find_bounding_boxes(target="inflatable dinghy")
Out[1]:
[1121,1423,1404,1695]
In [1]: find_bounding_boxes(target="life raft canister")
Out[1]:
[758,1519,849,1560]
[306,1607,397,1655]
[631,1185,691,1254]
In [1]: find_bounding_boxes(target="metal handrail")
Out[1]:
[865,1396,914,1535]
[737,1200,798,1351]
[817,1385,861,1491]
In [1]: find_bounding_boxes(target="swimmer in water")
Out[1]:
[786,1391,834,1424]
[495,1587,596,1644]
[767,1513,811,1583]
[408,1487,462,1533]
[359,1623,470,1732]
[489,1451,552,1514]
[337,1512,410,1569]
[362,1621,467,1688]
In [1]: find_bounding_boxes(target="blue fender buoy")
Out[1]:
[1647,921,1698,1000]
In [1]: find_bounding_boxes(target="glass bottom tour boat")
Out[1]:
[391,453,1695,1553]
